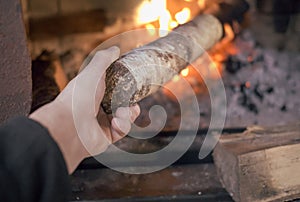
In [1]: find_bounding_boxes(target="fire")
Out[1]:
[170,21,179,29]
[136,1,194,37]
[223,23,235,44]
[159,7,171,37]
[175,8,191,25]
[136,0,165,24]
[181,68,189,77]
[213,53,227,62]
[136,0,171,37]
[205,23,237,80]
[197,0,206,10]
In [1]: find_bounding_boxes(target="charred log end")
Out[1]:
[102,61,138,114]
[101,49,188,114]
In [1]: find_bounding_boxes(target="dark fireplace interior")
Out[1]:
[1,0,300,201]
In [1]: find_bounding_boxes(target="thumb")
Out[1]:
[86,46,120,75]
[93,46,120,112]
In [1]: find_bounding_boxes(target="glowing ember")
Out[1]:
[172,75,180,82]
[197,0,206,10]
[208,22,238,79]
[175,8,191,25]
[245,81,251,88]
[223,23,235,43]
[181,68,189,77]
[213,53,227,62]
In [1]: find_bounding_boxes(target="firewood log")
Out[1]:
[213,124,300,202]
[102,14,223,113]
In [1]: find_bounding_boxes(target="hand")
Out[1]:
[30,47,140,173]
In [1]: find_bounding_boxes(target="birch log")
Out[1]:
[102,14,223,113]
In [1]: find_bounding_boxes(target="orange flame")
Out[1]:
[197,0,206,10]
[136,0,165,24]
[137,1,196,37]
[223,23,235,44]
[159,7,171,37]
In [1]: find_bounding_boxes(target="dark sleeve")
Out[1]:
[0,116,71,202]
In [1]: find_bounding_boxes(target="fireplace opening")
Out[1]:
[23,0,300,130]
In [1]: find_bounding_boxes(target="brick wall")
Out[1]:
[24,0,143,57]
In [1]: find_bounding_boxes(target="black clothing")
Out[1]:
[0,117,70,202]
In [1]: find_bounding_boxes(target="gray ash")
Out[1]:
[134,28,300,131]
[222,30,300,127]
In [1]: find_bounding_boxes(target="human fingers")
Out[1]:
[110,105,140,142]
[85,46,120,74]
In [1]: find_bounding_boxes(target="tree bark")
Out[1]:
[101,14,223,113]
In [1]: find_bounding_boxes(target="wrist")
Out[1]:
[30,101,87,173]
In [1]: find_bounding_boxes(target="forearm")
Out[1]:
[29,46,140,174]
